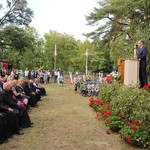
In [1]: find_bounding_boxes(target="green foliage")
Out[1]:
[91,82,150,148]
[97,82,120,102]
[86,0,150,79]
[44,30,79,71]
[106,115,125,132]
[119,124,150,148]
[0,0,33,26]
[0,26,42,69]
[0,25,35,51]
[98,82,150,124]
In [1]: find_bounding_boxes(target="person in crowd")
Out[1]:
[47,70,51,83]
[18,70,24,79]
[28,79,41,101]
[99,71,104,84]
[32,78,46,96]
[59,68,63,83]
[30,70,35,79]
[73,75,78,93]
[43,70,48,84]
[104,73,113,83]
[68,72,73,85]
[86,74,91,81]
[94,83,100,96]
[0,78,4,91]
[82,74,86,82]
[0,91,24,136]
[57,69,60,85]
[10,68,15,79]
[6,75,13,83]
[20,78,38,107]
[24,68,29,79]
[39,70,44,84]
[34,70,38,79]
[87,82,92,97]
[54,70,57,83]
[13,69,19,80]
[2,82,33,128]
[136,39,148,88]
[11,80,29,109]
[2,75,8,83]
[0,113,8,143]
[80,82,88,97]
[1,68,7,77]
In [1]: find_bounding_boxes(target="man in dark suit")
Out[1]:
[137,39,148,88]
[1,83,33,128]
[0,91,23,137]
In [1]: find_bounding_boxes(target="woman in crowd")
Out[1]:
[11,80,29,108]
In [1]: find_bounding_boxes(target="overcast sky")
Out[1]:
[28,0,98,41]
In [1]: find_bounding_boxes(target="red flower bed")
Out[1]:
[88,97,149,148]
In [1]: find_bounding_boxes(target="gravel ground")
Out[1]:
[0,82,147,150]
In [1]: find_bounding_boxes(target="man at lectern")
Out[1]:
[137,39,148,88]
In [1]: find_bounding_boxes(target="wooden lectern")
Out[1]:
[117,58,125,83]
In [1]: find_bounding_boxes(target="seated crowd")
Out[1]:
[73,71,121,97]
[0,75,46,144]
[73,74,101,97]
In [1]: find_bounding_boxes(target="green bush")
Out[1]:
[96,82,150,148]
[97,82,120,102]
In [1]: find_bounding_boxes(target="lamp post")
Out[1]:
[85,49,88,74]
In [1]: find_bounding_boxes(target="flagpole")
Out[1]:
[54,44,57,71]
[85,49,88,74]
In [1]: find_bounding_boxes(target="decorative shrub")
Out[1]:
[89,82,150,148]
[97,82,120,102]
[105,115,125,132]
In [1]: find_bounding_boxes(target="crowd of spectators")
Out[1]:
[73,71,120,97]
[0,70,47,144]
[73,73,102,97]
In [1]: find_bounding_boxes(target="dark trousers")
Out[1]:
[139,64,147,87]
[0,115,8,144]
[5,109,20,134]
[54,75,57,83]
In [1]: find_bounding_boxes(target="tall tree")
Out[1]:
[0,0,33,27]
[85,0,150,68]
[1,26,41,69]
[0,25,35,51]
[44,30,79,72]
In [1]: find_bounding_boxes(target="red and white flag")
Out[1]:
[54,44,57,56]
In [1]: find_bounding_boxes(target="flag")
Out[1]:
[54,44,57,56]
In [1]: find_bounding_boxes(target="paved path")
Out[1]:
[0,83,145,150]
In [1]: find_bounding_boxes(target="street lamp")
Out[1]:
[85,49,89,74]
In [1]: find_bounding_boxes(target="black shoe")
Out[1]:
[139,86,144,89]
[31,122,34,125]
[3,139,9,143]
[35,105,39,108]
[16,131,24,135]
[8,134,13,138]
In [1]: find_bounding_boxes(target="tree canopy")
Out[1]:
[0,0,33,27]
[86,0,150,67]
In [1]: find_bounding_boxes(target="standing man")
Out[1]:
[137,39,148,88]
[24,68,29,79]
[57,69,60,85]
